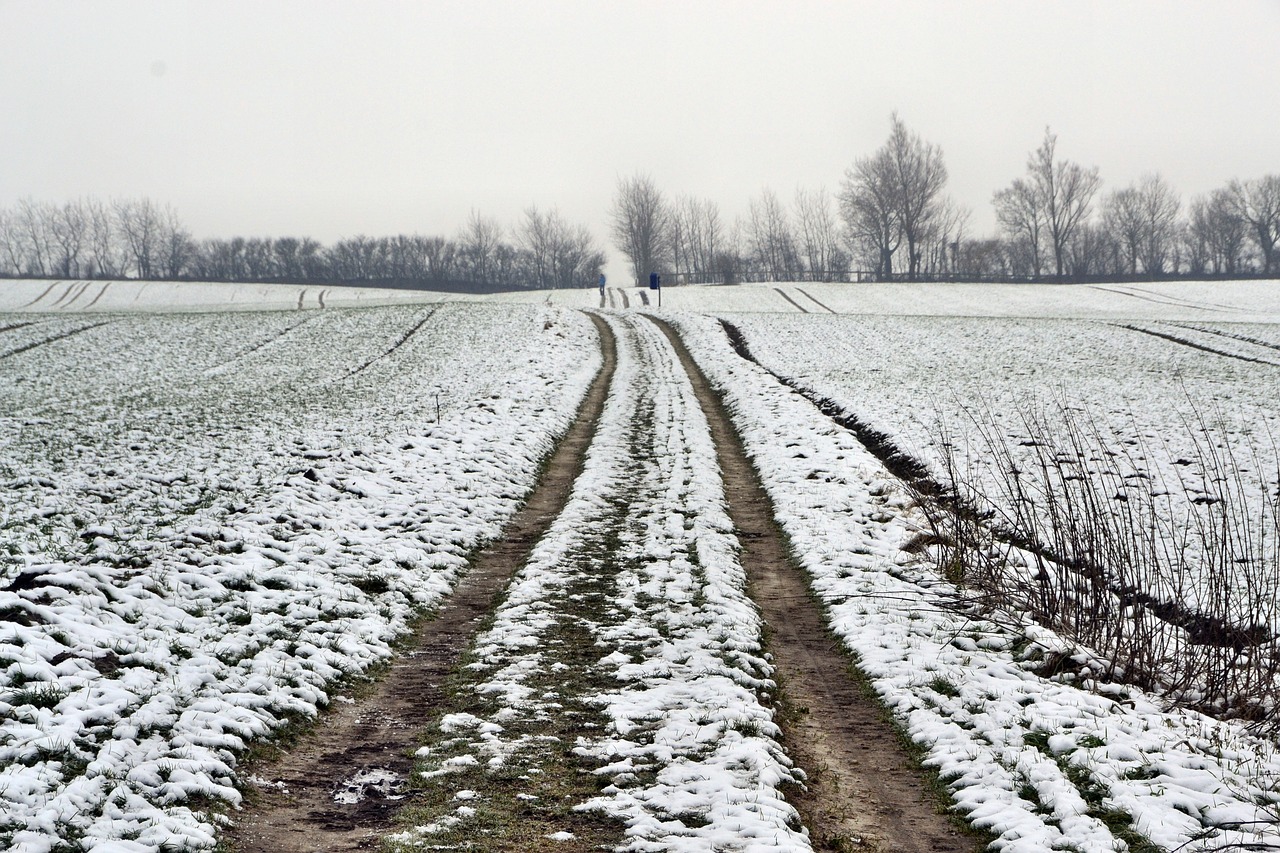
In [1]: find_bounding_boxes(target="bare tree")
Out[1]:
[421,236,457,283]
[1229,175,1280,274]
[610,173,671,285]
[1102,185,1144,274]
[955,237,1011,278]
[1027,129,1102,278]
[919,197,969,275]
[669,196,723,283]
[993,178,1044,277]
[1136,174,1181,275]
[0,207,23,274]
[48,200,88,277]
[1188,189,1248,275]
[458,210,503,283]
[883,114,948,279]
[85,198,120,278]
[154,205,194,279]
[16,198,52,277]
[794,187,843,280]
[744,188,798,280]
[517,206,565,289]
[113,197,167,279]
[840,147,900,278]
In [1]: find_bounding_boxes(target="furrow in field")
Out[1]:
[18,280,62,308]
[1172,322,1280,354]
[719,318,1277,679]
[1090,284,1235,313]
[1117,323,1280,367]
[343,306,440,377]
[0,320,112,361]
[0,304,603,851]
[773,287,810,313]
[795,286,837,313]
[389,312,807,851]
[203,315,318,376]
[82,282,111,309]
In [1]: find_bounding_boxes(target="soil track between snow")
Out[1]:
[647,315,977,853]
[0,320,112,361]
[226,313,617,853]
[1118,322,1280,367]
[773,287,810,313]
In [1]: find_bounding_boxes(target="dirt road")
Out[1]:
[648,316,977,853]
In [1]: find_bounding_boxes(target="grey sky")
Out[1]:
[3,0,1278,283]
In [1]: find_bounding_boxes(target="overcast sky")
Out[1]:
[3,1,1278,283]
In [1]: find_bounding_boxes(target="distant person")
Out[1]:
[598,273,606,298]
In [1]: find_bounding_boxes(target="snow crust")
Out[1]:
[669,311,1280,853]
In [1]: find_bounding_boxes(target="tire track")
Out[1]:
[1117,323,1280,367]
[317,289,328,309]
[617,288,630,309]
[82,282,111,310]
[50,281,87,309]
[637,289,650,306]
[1118,284,1240,312]
[0,321,112,361]
[20,280,63,308]
[203,315,318,375]
[1089,285,1233,313]
[774,287,811,313]
[343,307,440,378]
[60,281,95,309]
[297,289,308,310]
[648,314,977,853]
[1172,322,1280,354]
[796,286,838,313]
[0,321,39,335]
[228,314,618,853]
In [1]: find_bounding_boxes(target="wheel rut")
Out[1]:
[226,313,617,853]
[645,315,978,853]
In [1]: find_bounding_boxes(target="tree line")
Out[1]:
[611,115,1280,284]
[0,199,606,290]
[5,115,1278,289]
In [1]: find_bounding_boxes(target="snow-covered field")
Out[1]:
[8,277,1280,320]
[5,276,1280,852]
[0,279,474,314]
[671,311,1280,853]
[0,303,599,849]
[716,311,1280,636]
